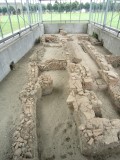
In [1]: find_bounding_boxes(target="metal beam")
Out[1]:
[0,23,39,44]
[14,0,21,30]
[39,0,43,22]
[89,0,92,22]
[5,0,14,34]
[0,25,4,39]
[103,0,109,28]
[26,0,32,27]
[21,0,26,28]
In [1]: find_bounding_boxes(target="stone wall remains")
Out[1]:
[60,34,120,156]
[38,59,67,71]
[11,44,69,159]
[80,40,120,111]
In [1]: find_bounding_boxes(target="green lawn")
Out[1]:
[0,12,120,38]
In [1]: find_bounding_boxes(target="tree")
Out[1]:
[47,3,52,11]
[59,3,65,12]
[29,4,34,11]
[8,6,15,14]
[0,8,2,13]
[42,4,46,12]
[53,2,59,12]
[34,4,39,11]
[99,3,103,10]
[116,3,120,12]
[84,2,90,11]
[17,8,21,14]
[23,6,27,12]
[78,3,84,10]
[65,3,70,12]
[2,7,7,15]
[71,1,79,11]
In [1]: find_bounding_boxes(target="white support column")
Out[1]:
[26,0,31,27]
[89,0,92,22]
[103,0,109,28]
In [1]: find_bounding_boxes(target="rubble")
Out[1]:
[89,36,103,46]
[44,35,59,43]
[59,29,67,36]
[79,118,120,156]
[38,59,67,71]
[105,55,120,68]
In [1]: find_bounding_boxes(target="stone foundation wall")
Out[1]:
[12,49,54,159]
[80,40,120,111]
[11,45,68,159]
[38,59,67,71]
[11,34,120,159]
[12,61,40,160]
[41,35,62,47]
[60,34,120,156]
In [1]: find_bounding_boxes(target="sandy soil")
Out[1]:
[36,70,88,160]
[36,46,88,160]
[95,45,112,56]
[43,47,65,61]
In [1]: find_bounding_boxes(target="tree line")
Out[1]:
[0,1,120,15]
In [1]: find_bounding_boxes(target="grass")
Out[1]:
[0,12,120,38]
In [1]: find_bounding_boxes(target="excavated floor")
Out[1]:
[76,36,120,119]
[36,70,84,160]
[36,35,120,160]
[36,46,87,160]
[0,34,120,160]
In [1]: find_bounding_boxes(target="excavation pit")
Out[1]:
[4,34,120,160]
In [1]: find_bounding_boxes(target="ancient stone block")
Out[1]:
[40,74,53,96]
[38,59,67,71]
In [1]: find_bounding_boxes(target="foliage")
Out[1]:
[23,6,27,12]
[8,6,15,14]
[2,7,7,15]
[0,8,2,13]
[47,3,52,11]
[92,32,98,39]
[64,3,71,12]
[42,4,46,12]
[53,2,59,11]
[0,1,119,15]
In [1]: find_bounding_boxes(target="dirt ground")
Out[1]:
[0,45,40,160]
[36,36,120,160]
[36,70,87,160]
[36,46,88,160]
[0,34,120,160]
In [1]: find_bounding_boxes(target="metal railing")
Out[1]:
[0,0,42,43]
[90,0,120,37]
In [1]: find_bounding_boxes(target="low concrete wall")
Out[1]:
[88,23,120,56]
[0,24,44,82]
[44,23,88,34]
